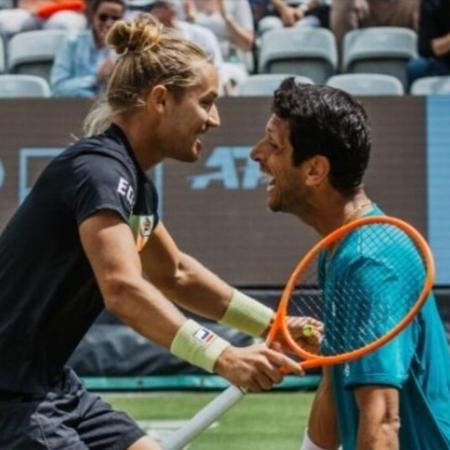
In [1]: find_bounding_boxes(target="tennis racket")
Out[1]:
[160,215,435,450]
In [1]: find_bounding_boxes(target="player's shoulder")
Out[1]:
[59,129,136,174]
[333,206,406,267]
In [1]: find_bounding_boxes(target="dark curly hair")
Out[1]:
[272,77,371,193]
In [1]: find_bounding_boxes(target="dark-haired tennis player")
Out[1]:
[0,16,317,450]
[251,78,450,450]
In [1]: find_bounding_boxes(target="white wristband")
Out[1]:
[301,430,329,450]
[170,319,230,373]
[219,289,274,337]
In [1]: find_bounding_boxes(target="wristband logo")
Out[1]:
[193,328,216,346]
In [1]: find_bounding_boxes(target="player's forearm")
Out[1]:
[356,416,400,450]
[307,370,340,449]
[103,276,186,348]
[104,277,250,378]
[156,253,274,337]
[155,252,233,320]
[355,386,400,450]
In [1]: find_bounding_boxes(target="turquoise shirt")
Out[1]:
[320,205,450,450]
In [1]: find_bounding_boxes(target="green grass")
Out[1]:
[102,391,315,450]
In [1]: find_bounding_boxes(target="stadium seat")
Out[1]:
[326,73,404,96]
[236,74,314,96]
[258,27,338,84]
[410,76,450,95]
[343,27,418,88]
[0,74,51,97]
[7,29,67,81]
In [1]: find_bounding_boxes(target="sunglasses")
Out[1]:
[98,13,122,22]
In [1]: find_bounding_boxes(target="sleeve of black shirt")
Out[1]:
[147,178,160,229]
[418,0,442,58]
[62,152,137,226]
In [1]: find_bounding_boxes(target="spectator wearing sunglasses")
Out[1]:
[50,0,126,97]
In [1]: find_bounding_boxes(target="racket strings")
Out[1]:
[286,223,427,358]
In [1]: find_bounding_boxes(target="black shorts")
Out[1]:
[0,368,146,450]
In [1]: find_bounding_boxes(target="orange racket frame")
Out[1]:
[267,215,435,370]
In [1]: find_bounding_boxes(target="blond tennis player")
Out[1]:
[0,15,321,450]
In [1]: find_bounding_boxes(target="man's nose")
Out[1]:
[207,104,220,128]
[250,138,267,161]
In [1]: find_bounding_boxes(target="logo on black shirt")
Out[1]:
[117,176,135,207]
[129,214,155,252]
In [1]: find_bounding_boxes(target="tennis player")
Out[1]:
[0,17,317,450]
[251,78,450,450]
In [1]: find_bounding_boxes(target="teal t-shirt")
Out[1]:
[320,205,450,450]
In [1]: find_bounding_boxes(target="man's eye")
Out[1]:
[201,101,213,111]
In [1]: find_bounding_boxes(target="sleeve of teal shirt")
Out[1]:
[339,255,418,390]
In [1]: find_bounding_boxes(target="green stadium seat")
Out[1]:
[411,76,450,95]
[7,29,67,82]
[258,27,338,84]
[326,73,404,96]
[343,27,418,89]
[236,74,314,96]
[0,74,51,97]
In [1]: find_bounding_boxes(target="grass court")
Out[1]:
[103,391,315,449]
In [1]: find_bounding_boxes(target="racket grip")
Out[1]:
[160,385,246,450]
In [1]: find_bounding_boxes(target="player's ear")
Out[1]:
[304,155,330,187]
[146,84,169,114]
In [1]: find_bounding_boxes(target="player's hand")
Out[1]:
[214,343,304,392]
[285,316,323,354]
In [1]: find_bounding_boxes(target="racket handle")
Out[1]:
[160,385,246,450]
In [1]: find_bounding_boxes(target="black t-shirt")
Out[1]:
[0,124,159,394]
[418,0,450,65]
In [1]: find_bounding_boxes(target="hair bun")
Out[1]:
[107,14,163,55]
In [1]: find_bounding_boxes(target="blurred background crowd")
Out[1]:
[0,0,449,97]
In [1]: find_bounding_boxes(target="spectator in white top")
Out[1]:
[142,1,222,65]
[127,1,229,91]
[0,0,87,40]
[180,0,255,88]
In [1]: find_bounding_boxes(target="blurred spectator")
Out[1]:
[0,0,87,40]
[406,0,450,88]
[180,0,254,86]
[131,0,232,92]
[331,0,419,53]
[250,0,330,34]
[50,0,126,97]
[137,0,223,67]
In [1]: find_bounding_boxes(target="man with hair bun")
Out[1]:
[0,15,319,450]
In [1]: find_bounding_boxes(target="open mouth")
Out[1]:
[194,138,203,153]
[260,171,276,192]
